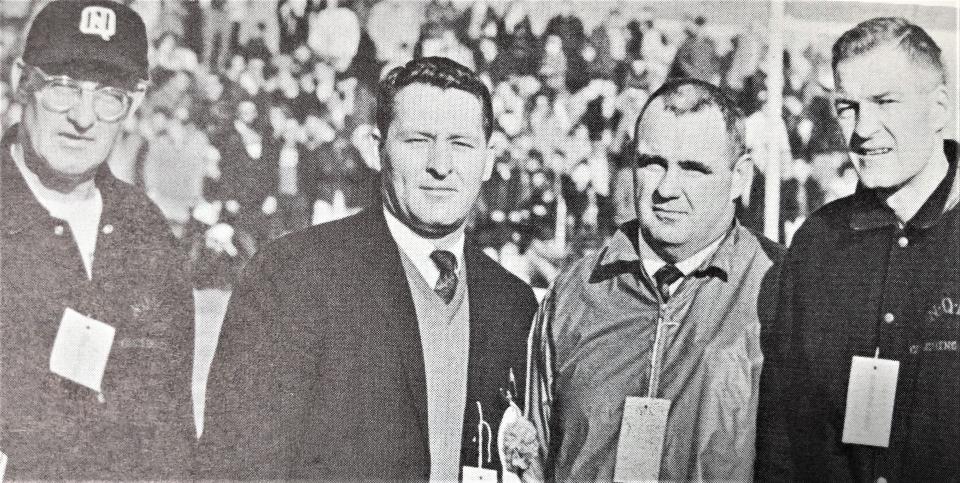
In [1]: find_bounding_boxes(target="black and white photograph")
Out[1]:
[0,0,957,480]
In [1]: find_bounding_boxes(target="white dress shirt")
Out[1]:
[12,145,103,280]
[383,207,466,288]
[638,230,725,297]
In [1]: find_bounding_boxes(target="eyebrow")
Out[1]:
[678,159,713,173]
[636,153,667,167]
[834,91,899,103]
[403,131,481,142]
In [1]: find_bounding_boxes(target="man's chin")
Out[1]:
[642,223,689,248]
[408,215,465,238]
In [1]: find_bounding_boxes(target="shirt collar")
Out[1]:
[850,139,959,232]
[637,228,726,279]
[383,206,466,288]
[589,219,734,283]
[11,143,102,219]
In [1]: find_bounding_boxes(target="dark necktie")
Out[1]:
[430,250,458,304]
[653,264,683,302]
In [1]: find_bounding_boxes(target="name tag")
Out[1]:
[502,470,523,483]
[614,396,671,482]
[49,308,115,393]
[462,466,497,482]
[842,356,899,447]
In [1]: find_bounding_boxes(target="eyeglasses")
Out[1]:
[25,65,145,123]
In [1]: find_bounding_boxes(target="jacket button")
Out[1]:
[54,225,64,236]
[102,224,114,234]
[876,477,887,483]
[883,313,895,324]
[897,236,908,248]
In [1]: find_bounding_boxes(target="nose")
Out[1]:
[425,141,453,178]
[654,165,682,200]
[852,101,882,140]
[66,89,97,131]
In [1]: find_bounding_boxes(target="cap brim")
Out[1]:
[37,60,143,87]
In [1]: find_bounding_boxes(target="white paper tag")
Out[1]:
[614,396,671,482]
[502,469,523,483]
[462,466,498,482]
[49,308,115,392]
[0,450,7,482]
[842,356,899,447]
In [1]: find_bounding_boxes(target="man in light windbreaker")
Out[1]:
[520,78,783,481]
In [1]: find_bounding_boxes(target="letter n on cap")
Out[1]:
[79,6,116,41]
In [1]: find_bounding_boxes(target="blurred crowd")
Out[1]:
[0,0,858,290]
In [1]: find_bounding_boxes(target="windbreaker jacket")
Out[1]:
[526,220,783,481]
[757,140,960,482]
[0,127,195,479]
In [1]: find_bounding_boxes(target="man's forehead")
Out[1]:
[834,44,938,97]
[637,106,727,148]
[393,84,485,136]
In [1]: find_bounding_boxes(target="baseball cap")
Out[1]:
[22,0,149,83]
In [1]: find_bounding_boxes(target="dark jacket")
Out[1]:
[0,127,195,479]
[758,140,960,482]
[198,206,538,480]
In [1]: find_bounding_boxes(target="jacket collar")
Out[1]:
[589,219,734,284]
[2,125,125,237]
[849,139,959,232]
[2,126,48,236]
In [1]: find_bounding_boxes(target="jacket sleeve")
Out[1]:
[755,246,795,481]
[524,290,557,470]
[194,248,291,479]
[144,233,196,479]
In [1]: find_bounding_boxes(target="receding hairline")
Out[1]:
[833,41,945,90]
[634,95,744,163]
[832,17,947,88]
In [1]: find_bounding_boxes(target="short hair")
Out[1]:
[634,78,746,161]
[833,17,946,86]
[376,56,493,143]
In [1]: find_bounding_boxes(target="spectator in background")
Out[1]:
[308,0,361,73]
[738,88,794,234]
[238,0,280,59]
[143,107,214,236]
[669,15,721,84]
[724,20,764,96]
[277,0,310,53]
[545,1,586,60]
[202,0,233,71]
[367,0,423,64]
[208,99,274,245]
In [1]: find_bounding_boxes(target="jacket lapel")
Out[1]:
[352,207,430,464]
[460,241,505,469]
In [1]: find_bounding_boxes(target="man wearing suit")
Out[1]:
[198,56,538,480]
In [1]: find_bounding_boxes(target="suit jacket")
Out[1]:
[198,206,538,479]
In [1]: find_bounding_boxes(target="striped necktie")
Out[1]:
[653,264,683,302]
[430,250,458,304]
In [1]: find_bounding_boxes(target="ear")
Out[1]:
[10,59,29,105]
[10,59,23,92]
[928,83,951,135]
[730,151,753,203]
[482,140,496,182]
[127,90,146,120]
[369,126,383,172]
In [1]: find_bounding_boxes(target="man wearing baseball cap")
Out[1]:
[0,0,194,479]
